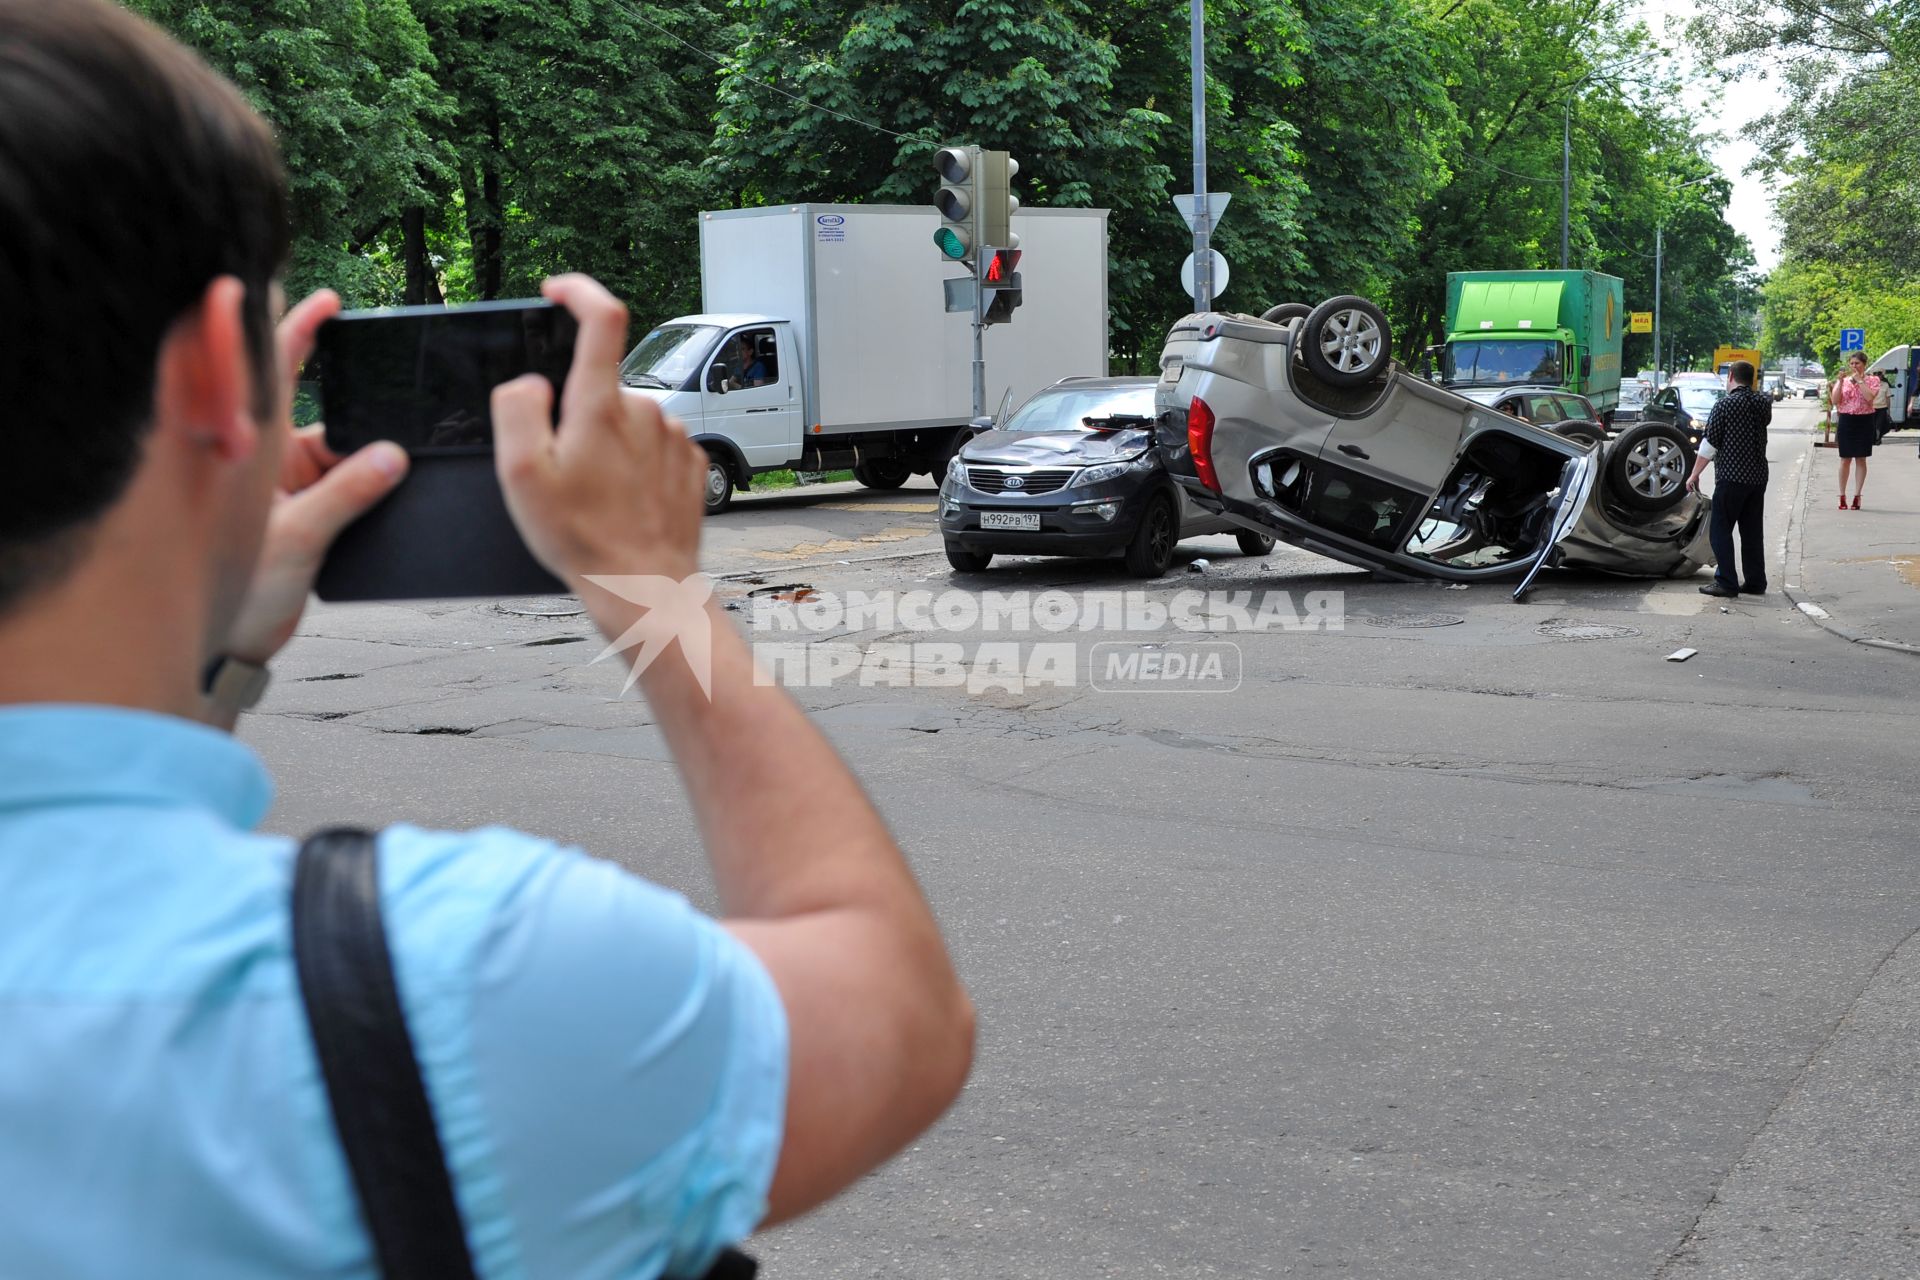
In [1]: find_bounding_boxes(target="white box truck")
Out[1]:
[618,204,1110,511]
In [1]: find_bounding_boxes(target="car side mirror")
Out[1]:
[706,364,728,394]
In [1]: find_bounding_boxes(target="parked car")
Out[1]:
[1153,299,1711,600]
[1785,376,1822,399]
[1613,379,1653,426]
[1455,386,1609,446]
[939,376,1275,576]
[1640,382,1726,453]
[1762,370,1787,401]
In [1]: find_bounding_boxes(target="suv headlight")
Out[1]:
[945,454,967,486]
[1070,452,1153,487]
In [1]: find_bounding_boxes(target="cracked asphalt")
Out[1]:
[242,402,1920,1278]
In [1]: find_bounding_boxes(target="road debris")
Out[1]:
[1666,648,1698,662]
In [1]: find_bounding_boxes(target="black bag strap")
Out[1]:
[292,827,759,1280]
[293,826,479,1280]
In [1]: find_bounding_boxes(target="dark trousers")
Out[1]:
[1709,480,1767,591]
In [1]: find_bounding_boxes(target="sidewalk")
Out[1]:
[1785,430,1920,655]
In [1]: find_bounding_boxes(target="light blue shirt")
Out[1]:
[0,705,786,1278]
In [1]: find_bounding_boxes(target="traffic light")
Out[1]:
[977,151,1020,252]
[933,145,978,264]
[933,146,1021,263]
[981,248,1022,325]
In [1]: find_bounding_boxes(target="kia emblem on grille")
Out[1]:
[1004,475,1025,489]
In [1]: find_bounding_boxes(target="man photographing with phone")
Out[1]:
[0,2,974,1276]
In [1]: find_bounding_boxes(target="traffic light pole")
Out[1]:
[1189,0,1212,311]
[971,256,988,422]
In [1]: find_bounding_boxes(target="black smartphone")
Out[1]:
[312,300,577,601]
[317,300,576,457]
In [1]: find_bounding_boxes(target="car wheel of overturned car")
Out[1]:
[1606,421,1692,513]
[1124,494,1178,578]
[1259,302,1311,328]
[1301,295,1392,388]
[702,453,735,515]
[944,542,992,573]
[1235,529,1276,557]
[853,458,911,490]
[1555,425,1604,450]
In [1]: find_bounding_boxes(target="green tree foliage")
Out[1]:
[125,0,1757,373]
[1689,0,1917,363]
[417,0,733,315]
[709,0,1177,361]
[1384,0,1757,368]
[124,0,446,303]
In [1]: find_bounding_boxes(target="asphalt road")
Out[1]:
[247,398,1920,1278]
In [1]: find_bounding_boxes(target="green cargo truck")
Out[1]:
[1439,270,1626,420]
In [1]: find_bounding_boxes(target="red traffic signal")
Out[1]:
[983,248,1022,284]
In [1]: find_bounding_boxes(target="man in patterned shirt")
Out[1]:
[1685,360,1772,597]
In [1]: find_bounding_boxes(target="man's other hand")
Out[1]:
[221,290,407,664]
[492,275,706,592]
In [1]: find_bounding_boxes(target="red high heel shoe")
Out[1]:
[1853,495,1863,510]
[1840,495,1850,509]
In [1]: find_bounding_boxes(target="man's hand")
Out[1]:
[221,290,408,664]
[492,275,707,595]
[1685,453,1709,495]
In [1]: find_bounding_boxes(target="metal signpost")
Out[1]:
[1188,0,1213,311]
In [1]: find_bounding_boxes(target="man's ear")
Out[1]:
[154,276,261,465]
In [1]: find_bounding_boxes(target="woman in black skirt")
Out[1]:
[1831,351,1882,509]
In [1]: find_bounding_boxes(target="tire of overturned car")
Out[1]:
[1259,302,1312,328]
[1300,296,1392,389]
[1604,421,1692,514]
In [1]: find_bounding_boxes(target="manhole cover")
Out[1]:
[496,597,585,618]
[1537,621,1640,640]
[1353,612,1465,629]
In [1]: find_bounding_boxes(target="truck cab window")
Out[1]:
[723,329,778,389]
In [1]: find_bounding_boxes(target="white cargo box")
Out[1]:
[699,204,1109,435]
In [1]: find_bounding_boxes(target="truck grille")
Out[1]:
[967,467,1075,495]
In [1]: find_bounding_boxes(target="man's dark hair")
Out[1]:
[0,0,289,612]
[1730,360,1755,387]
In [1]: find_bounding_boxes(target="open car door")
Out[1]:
[1511,450,1599,602]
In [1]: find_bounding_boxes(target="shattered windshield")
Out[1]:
[1443,339,1565,386]
[1003,385,1156,435]
[620,324,721,388]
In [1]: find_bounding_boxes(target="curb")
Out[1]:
[1779,435,1920,657]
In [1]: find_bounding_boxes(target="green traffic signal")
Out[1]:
[934,226,969,260]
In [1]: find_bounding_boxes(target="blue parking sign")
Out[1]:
[1841,328,1866,351]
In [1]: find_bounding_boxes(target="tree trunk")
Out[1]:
[401,207,442,306]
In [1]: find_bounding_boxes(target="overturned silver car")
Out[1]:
[1153,299,1711,600]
